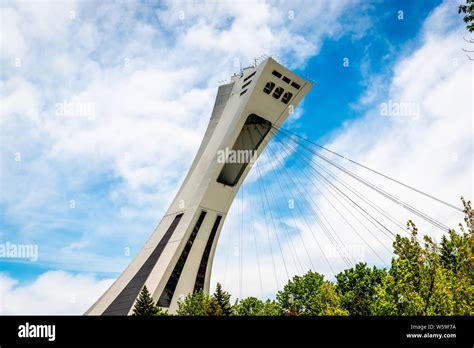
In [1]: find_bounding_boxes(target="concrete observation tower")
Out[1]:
[86,58,313,315]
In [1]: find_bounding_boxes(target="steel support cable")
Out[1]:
[246,178,264,298]
[254,160,280,291]
[268,145,355,268]
[312,148,451,232]
[255,127,353,269]
[260,158,304,276]
[248,129,291,282]
[300,167,394,252]
[248,131,283,291]
[239,181,243,298]
[222,211,234,289]
[270,130,384,249]
[254,134,305,276]
[256,137,306,275]
[293,160,393,257]
[274,132,407,232]
[237,132,244,298]
[259,134,337,274]
[255,160,291,282]
[260,174,304,276]
[307,158,407,232]
[272,125,463,213]
[269,131,389,263]
[272,129,423,245]
[264,152,318,273]
[272,129,397,243]
[245,128,268,298]
[271,130,423,245]
[254,129,354,268]
[259,131,315,274]
[249,127,283,291]
[274,128,451,232]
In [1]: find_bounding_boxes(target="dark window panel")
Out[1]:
[272,86,284,99]
[194,215,222,292]
[291,81,301,90]
[102,213,184,315]
[272,70,282,78]
[157,211,207,307]
[281,91,293,104]
[243,71,256,82]
[263,81,275,94]
[242,80,252,89]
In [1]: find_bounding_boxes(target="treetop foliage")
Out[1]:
[459,0,474,32]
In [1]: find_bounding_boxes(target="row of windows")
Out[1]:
[157,211,206,308]
[240,69,299,101]
[240,71,255,97]
[272,70,301,90]
[194,215,222,292]
[263,81,293,104]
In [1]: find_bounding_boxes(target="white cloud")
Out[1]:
[0,271,113,315]
[0,7,27,61]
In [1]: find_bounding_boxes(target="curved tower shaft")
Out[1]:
[86,58,313,315]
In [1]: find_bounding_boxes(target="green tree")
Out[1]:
[176,289,224,316]
[371,221,441,315]
[261,299,283,316]
[212,283,232,315]
[232,297,282,316]
[440,197,474,315]
[459,0,474,32]
[233,297,264,316]
[276,271,347,316]
[319,282,349,315]
[206,296,223,316]
[370,274,398,315]
[132,286,167,316]
[419,235,453,315]
[371,199,473,315]
[335,262,386,315]
[176,290,209,316]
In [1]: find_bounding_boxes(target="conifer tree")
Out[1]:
[132,285,160,316]
[213,283,232,315]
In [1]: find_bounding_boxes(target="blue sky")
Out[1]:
[300,0,442,141]
[1,0,471,313]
